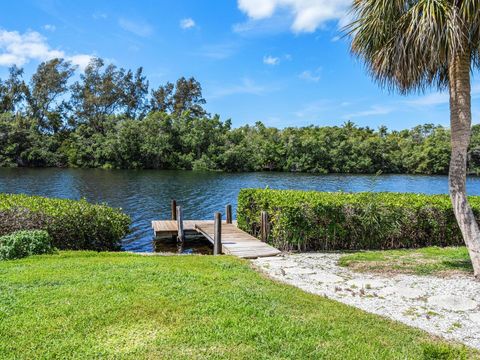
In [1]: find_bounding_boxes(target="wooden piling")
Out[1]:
[260,211,269,242]
[214,212,222,255]
[226,204,232,224]
[171,199,177,220]
[177,206,184,243]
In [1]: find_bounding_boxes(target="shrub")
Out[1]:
[0,194,131,251]
[237,189,480,251]
[0,207,52,235]
[0,230,54,260]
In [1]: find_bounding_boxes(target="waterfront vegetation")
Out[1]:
[339,247,472,276]
[238,189,480,251]
[0,251,474,359]
[1,58,480,174]
[0,230,54,260]
[0,193,130,251]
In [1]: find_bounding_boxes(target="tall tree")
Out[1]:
[0,66,26,113]
[347,0,480,278]
[120,67,149,119]
[150,77,207,117]
[27,58,75,133]
[70,58,124,132]
[172,77,207,117]
[150,81,174,113]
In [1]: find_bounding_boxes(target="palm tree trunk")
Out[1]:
[448,51,480,279]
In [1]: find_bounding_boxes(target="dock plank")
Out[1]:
[195,223,281,259]
[152,220,280,259]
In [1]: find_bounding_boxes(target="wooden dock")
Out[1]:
[151,219,280,259]
[195,222,281,258]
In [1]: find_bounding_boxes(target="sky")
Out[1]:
[0,0,479,130]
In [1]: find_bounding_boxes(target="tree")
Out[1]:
[172,77,207,117]
[0,66,26,113]
[70,58,125,132]
[120,67,149,119]
[27,58,75,133]
[150,82,174,113]
[347,0,480,278]
[150,77,207,117]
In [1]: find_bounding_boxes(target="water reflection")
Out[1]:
[153,236,213,255]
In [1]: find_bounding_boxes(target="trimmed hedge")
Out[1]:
[237,189,480,251]
[0,230,54,260]
[0,193,131,251]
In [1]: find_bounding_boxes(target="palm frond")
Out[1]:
[346,0,480,94]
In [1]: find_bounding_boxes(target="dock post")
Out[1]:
[171,199,177,220]
[176,206,184,244]
[261,211,269,242]
[214,212,222,255]
[226,204,232,224]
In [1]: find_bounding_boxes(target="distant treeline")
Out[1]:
[0,57,479,174]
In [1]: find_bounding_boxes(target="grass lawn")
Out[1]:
[339,247,472,276]
[0,252,475,359]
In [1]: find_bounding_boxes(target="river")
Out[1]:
[1,168,479,252]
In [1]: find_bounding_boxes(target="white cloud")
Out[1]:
[232,14,291,36]
[343,105,392,119]
[472,82,480,97]
[180,18,196,29]
[238,0,277,19]
[43,24,56,32]
[299,68,321,82]
[209,78,275,99]
[0,30,62,66]
[407,92,449,107]
[196,42,238,60]
[118,18,153,37]
[294,99,333,118]
[406,83,480,107]
[237,0,351,33]
[263,55,280,65]
[0,29,93,70]
[92,12,108,20]
[68,54,94,71]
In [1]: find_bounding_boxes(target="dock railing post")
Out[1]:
[261,211,269,242]
[171,199,177,220]
[226,204,232,224]
[177,206,184,243]
[214,212,222,255]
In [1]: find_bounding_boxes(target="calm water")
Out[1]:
[1,168,479,252]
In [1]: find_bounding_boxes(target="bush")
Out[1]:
[237,189,480,251]
[0,207,52,235]
[0,230,54,260]
[0,194,131,251]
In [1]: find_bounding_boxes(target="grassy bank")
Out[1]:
[339,246,472,276]
[0,252,474,359]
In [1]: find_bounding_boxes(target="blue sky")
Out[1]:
[0,0,479,130]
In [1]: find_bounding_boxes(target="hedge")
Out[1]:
[237,189,480,251]
[0,230,54,260]
[0,193,131,251]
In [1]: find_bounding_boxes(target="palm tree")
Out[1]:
[346,0,480,278]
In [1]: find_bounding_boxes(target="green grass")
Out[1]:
[339,247,472,276]
[0,252,474,359]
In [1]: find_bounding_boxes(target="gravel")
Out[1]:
[252,253,480,349]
